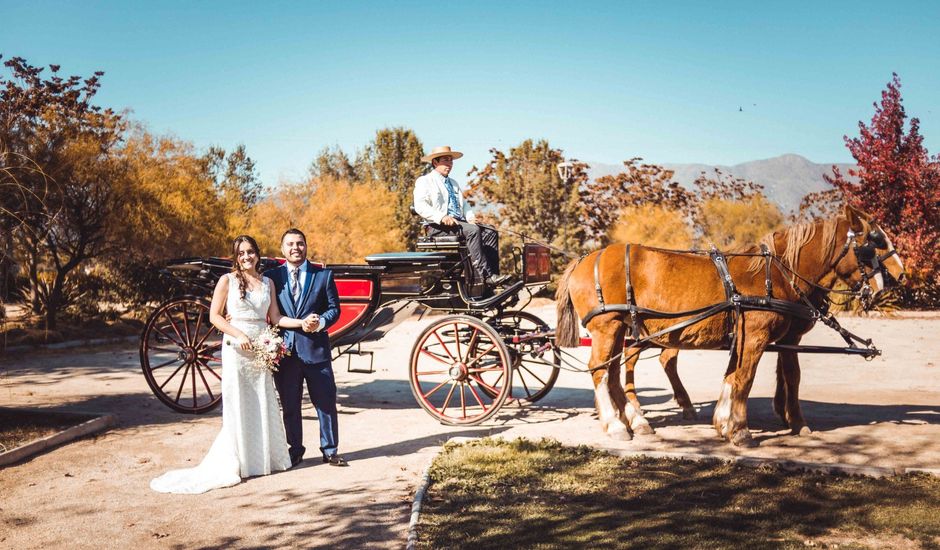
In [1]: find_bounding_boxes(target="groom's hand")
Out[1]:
[301,314,319,332]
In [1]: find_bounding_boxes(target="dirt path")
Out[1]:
[1,309,938,548]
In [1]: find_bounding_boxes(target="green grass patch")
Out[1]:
[417,438,940,549]
[0,409,91,453]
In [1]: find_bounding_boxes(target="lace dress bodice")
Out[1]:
[227,273,270,323]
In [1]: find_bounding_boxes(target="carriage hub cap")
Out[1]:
[179,347,197,363]
[448,363,468,381]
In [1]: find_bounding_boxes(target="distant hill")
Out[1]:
[586,154,856,214]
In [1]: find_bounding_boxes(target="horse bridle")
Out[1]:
[829,227,899,309]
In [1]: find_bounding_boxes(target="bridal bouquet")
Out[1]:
[250,325,290,374]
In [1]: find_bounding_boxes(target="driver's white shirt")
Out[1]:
[413,170,476,225]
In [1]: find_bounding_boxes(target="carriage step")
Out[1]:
[343,345,375,374]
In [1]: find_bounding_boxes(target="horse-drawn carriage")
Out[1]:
[140,205,906,444]
[140,231,559,425]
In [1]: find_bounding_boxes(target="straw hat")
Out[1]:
[421,145,464,163]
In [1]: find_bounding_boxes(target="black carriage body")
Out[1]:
[141,238,557,417]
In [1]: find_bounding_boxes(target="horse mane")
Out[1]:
[747,216,841,274]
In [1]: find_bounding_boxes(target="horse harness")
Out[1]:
[580,237,885,361]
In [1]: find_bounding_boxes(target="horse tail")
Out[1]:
[555,258,581,348]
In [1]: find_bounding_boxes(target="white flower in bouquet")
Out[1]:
[250,325,290,374]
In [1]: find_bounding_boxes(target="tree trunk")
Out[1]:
[44,270,68,331]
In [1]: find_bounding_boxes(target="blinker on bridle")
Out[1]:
[830,228,899,310]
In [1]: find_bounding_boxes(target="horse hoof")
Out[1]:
[606,426,633,441]
[731,430,758,447]
[632,423,655,436]
[682,407,698,420]
[792,425,813,436]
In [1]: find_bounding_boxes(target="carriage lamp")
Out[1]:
[556,161,573,182]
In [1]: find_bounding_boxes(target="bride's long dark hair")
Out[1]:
[231,235,262,300]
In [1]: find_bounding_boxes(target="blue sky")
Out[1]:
[3,1,938,186]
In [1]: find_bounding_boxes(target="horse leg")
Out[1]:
[714,318,767,447]
[588,320,632,440]
[776,350,811,436]
[660,348,697,420]
[622,347,654,435]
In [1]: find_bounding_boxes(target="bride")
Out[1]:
[151,235,313,494]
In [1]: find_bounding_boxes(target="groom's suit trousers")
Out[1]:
[274,355,338,460]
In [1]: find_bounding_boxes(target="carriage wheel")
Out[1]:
[140,296,223,414]
[483,310,561,403]
[409,315,512,426]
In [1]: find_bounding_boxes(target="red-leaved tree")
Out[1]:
[825,73,940,292]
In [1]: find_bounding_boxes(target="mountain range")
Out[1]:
[585,154,856,214]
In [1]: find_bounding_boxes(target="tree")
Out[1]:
[580,158,695,247]
[610,204,693,248]
[825,73,940,289]
[468,139,587,262]
[248,175,403,263]
[698,195,784,249]
[117,127,230,260]
[1,56,126,329]
[355,128,426,246]
[309,145,357,181]
[203,144,262,236]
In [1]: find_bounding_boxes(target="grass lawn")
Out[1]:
[0,409,91,453]
[417,438,940,550]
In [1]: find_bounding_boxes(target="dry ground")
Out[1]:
[0,306,938,549]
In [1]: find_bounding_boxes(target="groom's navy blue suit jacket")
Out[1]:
[266,261,340,365]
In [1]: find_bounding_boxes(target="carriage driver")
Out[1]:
[413,146,509,287]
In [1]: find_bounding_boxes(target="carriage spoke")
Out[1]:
[191,356,198,405]
[518,363,548,387]
[174,363,191,403]
[465,343,498,368]
[164,308,186,345]
[192,306,203,346]
[194,362,215,401]
[415,370,449,375]
[454,322,463,362]
[153,325,185,348]
[181,302,192,345]
[198,359,221,381]
[432,330,456,362]
[466,327,480,359]
[466,382,487,411]
[150,357,181,370]
[195,322,220,349]
[460,383,466,418]
[518,368,532,398]
[467,365,505,373]
[159,362,188,390]
[149,346,183,354]
[440,382,458,414]
[422,378,451,400]
[420,348,452,365]
[469,375,499,397]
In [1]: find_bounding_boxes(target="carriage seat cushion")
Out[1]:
[418,234,462,244]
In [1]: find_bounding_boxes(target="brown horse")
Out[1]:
[555,205,906,446]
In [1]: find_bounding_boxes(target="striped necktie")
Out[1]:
[444,178,464,221]
[291,267,301,304]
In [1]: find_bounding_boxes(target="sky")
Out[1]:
[3,1,938,187]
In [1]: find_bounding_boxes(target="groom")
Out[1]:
[267,228,345,467]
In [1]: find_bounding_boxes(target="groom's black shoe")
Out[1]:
[290,456,303,468]
[323,454,348,467]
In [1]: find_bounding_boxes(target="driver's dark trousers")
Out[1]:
[428,221,499,282]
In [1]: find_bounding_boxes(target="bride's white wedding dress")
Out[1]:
[151,274,291,494]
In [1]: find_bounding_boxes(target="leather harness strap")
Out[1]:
[593,248,606,315]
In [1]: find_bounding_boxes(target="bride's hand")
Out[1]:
[236,334,253,351]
